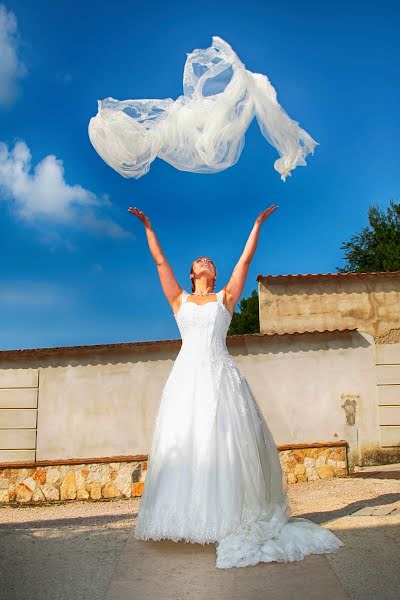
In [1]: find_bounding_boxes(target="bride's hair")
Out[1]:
[190,257,217,293]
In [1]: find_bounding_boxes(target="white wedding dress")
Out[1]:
[134,289,344,569]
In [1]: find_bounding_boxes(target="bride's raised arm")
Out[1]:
[128,206,182,310]
[224,205,279,312]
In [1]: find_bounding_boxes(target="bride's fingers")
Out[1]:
[260,205,275,214]
[128,207,142,216]
[265,205,278,214]
[128,208,144,220]
[131,207,149,222]
[260,207,274,217]
[258,205,278,221]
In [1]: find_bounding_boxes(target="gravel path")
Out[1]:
[1,473,399,600]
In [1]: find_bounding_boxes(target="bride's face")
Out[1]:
[191,256,216,278]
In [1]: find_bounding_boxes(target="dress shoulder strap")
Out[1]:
[216,289,224,304]
[176,289,189,316]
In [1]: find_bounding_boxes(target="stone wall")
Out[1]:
[280,444,347,484]
[0,459,146,505]
[0,442,347,505]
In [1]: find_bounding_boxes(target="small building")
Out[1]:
[257,269,400,464]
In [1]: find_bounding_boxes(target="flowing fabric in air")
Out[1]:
[88,36,319,182]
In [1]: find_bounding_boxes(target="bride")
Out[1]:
[128,204,344,569]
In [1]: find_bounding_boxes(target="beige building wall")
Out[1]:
[257,271,400,337]
[256,270,400,462]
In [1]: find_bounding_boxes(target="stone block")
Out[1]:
[86,482,102,500]
[102,482,121,498]
[0,409,37,429]
[315,465,336,479]
[0,429,36,450]
[132,482,144,496]
[0,388,38,408]
[0,368,38,388]
[60,471,77,500]
[294,464,306,476]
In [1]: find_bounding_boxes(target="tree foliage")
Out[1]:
[227,289,260,336]
[337,199,400,273]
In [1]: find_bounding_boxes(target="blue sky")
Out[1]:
[0,0,399,350]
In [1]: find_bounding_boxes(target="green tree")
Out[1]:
[228,289,260,336]
[337,199,400,273]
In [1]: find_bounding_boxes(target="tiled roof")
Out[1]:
[257,270,400,281]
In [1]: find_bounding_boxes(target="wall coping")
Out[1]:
[0,329,359,363]
[257,269,400,282]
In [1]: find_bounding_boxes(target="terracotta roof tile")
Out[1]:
[257,270,400,281]
[0,329,359,361]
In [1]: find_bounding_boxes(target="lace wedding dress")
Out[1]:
[134,289,344,569]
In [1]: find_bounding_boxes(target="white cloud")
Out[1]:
[0,138,133,239]
[0,3,27,106]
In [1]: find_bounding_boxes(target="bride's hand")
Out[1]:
[255,204,279,226]
[128,206,152,229]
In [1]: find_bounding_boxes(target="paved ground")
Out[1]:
[105,536,348,600]
[1,465,399,600]
[323,464,400,600]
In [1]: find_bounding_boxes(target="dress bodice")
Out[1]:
[175,289,232,361]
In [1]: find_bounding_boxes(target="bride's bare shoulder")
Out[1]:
[171,288,186,315]
[221,286,235,315]
[221,286,233,301]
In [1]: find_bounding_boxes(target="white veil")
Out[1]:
[88,36,318,181]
